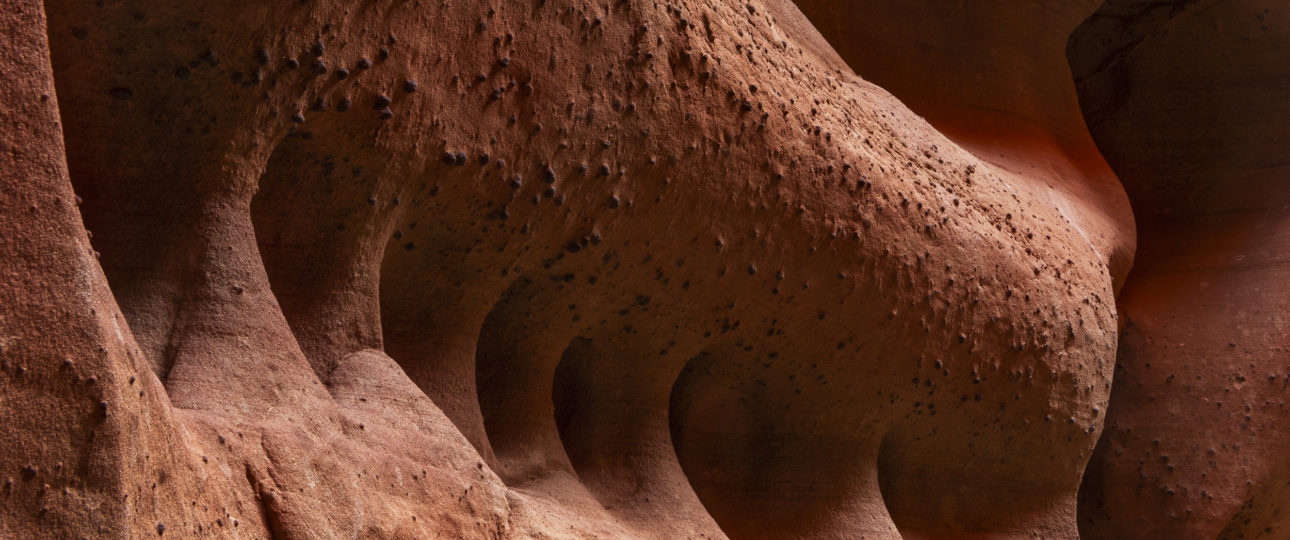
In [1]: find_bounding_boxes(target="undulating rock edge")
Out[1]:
[1070,1,1290,538]
[1,0,1284,538]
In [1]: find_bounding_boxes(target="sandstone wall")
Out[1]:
[1070,2,1290,538]
[4,0,1282,538]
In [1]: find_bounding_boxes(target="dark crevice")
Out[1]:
[474,274,579,481]
[551,336,595,476]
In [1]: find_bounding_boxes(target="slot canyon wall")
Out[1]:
[0,0,1283,539]
[1069,1,1290,538]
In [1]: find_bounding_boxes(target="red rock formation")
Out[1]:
[792,0,1136,293]
[0,3,170,537]
[1069,1,1290,538]
[791,2,1138,535]
[1,0,1150,538]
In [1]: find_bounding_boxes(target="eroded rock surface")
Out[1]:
[793,0,1136,296]
[1070,2,1290,538]
[12,0,1277,538]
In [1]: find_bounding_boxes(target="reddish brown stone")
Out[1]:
[1070,1,1290,538]
[5,0,1282,538]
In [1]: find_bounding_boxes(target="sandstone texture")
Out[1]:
[1069,2,1290,538]
[0,0,1282,538]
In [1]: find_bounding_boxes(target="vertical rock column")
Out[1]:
[0,1,226,536]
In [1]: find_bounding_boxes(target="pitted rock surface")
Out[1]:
[0,0,1284,538]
